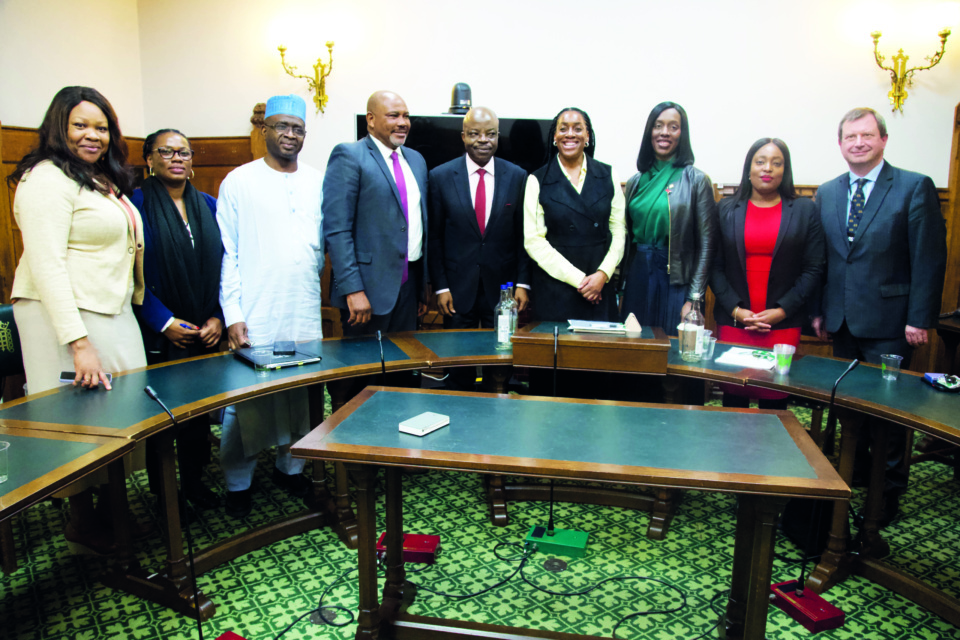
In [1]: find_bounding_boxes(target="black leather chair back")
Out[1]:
[0,304,24,378]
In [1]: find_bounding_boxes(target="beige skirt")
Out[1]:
[14,288,147,496]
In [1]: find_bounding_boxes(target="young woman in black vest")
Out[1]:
[523,108,626,323]
[522,107,626,397]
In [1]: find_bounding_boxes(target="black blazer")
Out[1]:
[710,196,824,329]
[815,162,946,338]
[427,156,528,313]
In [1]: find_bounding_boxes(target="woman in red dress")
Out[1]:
[710,138,825,409]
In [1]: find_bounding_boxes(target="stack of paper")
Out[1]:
[713,347,776,370]
[567,320,626,334]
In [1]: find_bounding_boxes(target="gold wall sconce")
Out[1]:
[278,42,335,114]
[870,28,950,112]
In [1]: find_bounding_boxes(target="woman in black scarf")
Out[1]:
[133,128,223,508]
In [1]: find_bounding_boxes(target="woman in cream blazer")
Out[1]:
[9,86,145,555]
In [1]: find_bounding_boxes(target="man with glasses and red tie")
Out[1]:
[217,94,323,517]
[323,90,429,336]
[427,107,529,389]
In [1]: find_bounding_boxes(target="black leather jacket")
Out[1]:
[621,165,718,300]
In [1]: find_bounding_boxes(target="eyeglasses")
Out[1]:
[265,123,307,137]
[155,147,194,160]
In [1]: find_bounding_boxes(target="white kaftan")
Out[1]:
[217,159,323,456]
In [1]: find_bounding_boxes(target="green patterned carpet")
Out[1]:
[2,402,959,640]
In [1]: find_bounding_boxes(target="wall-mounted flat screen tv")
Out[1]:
[356,114,553,174]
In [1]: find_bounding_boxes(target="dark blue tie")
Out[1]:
[847,178,867,240]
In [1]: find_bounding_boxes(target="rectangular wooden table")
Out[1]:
[292,387,849,640]
[0,426,134,572]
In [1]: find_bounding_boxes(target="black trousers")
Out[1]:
[443,281,497,391]
[335,260,423,403]
[832,321,910,492]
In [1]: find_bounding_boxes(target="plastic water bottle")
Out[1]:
[505,282,519,333]
[680,292,704,362]
[495,285,517,350]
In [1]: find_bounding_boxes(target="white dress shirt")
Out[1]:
[217,158,324,345]
[370,135,423,261]
[435,155,528,296]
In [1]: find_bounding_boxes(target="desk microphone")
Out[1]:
[552,326,559,398]
[377,330,387,385]
[144,386,206,640]
[769,361,857,632]
[796,359,857,596]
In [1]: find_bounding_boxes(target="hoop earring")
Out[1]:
[190,169,195,180]
[552,140,557,146]
[149,167,155,177]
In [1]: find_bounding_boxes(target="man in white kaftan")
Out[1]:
[217,94,323,517]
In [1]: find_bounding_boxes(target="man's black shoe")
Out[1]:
[225,488,253,518]
[185,483,220,510]
[272,468,311,498]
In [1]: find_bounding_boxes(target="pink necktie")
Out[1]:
[391,151,409,284]
[475,168,486,236]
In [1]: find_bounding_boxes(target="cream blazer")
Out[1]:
[11,161,145,345]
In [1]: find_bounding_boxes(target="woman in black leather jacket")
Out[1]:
[620,102,718,330]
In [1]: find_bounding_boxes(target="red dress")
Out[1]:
[719,201,800,399]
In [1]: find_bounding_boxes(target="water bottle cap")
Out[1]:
[506,282,514,287]
[501,284,508,290]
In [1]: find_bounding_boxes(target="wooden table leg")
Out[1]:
[381,467,412,625]
[486,474,509,527]
[722,494,788,640]
[333,461,359,548]
[662,375,682,405]
[103,430,215,620]
[806,411,861,594]
[857,421,891,559]
[482,366,511,395]
[348,464,380,639]
[647,488,680,540]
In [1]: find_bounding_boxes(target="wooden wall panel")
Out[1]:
[0,127,254,304]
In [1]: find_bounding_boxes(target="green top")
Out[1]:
[628,159,684,246]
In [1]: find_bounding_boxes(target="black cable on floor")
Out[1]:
[272,565,357,639]
[401,541,534,599]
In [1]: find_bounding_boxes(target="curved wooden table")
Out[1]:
[667,340,960,629]
[1,329,958,629]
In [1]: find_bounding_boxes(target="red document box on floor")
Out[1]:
[376,532,441,564]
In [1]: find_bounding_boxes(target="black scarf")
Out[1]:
[140,176,222,334]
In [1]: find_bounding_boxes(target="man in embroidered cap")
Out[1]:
[216,94,324,517]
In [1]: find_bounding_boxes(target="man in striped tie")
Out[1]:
[812,107,946,524]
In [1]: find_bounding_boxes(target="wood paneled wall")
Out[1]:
[0,124,253,303]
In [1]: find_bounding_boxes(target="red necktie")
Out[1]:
[475,168,486,236]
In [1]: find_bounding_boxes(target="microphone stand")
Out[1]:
[144,386,205,640]
[552,326,559,398]
[377,330,387,386]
